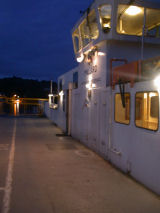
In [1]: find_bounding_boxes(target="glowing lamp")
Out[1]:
[103,23,110,28]
[154,76,160,89]
[125,6,142,16]
[59,91,64,96]
[76,53,84,63]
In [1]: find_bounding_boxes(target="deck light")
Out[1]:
[77,53,84,63]
[154,76,160,89]
[59,91,64,96]
[86,75,96,90]
[125,6,142,16]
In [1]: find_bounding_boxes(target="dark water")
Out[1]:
[0,102,43,116]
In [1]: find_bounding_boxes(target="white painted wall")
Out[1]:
[44,0,160,195]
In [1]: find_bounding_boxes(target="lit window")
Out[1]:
[99,5,111,33]
[115,93,130,124]
[80,10,99,48]
[117,5,144,35]
[135,92,159,131]
[117,5,160,37]
[146,8,160,38]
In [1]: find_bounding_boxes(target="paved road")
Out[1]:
[0,116,160,213]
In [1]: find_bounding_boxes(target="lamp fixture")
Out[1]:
[125,6,142,16]
[77,53,84,63]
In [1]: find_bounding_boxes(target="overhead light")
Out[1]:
[76,53,84,63]
[125,6,142,16]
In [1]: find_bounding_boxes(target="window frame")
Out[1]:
[79,9,99,49]
[116,4,144,36]
[134,91,159,131]
[116,4,160,38]
[114,92,131,125]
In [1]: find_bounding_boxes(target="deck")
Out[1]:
[0,116,160,213]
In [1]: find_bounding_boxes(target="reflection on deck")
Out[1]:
[0,96,47,116]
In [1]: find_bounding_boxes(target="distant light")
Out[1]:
[77,53,84,63]
[125,6,142,16]
[48,94,53,97]
[154,75,160,89]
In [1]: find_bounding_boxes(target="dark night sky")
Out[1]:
[0,0,159,81]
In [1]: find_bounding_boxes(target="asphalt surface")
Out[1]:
[0,116,160,213]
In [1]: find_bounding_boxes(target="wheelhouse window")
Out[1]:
[135,92,159,131]
[146,8,160,38]
[117,5,160,37]
[117,5,144,35]
[72,29,81,53]
[80,10,99,48]
[115,93,130,124]
[99,5,111,33]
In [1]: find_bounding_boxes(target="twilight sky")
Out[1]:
[0,0,159,81]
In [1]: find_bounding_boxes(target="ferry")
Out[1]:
[45,0,160,195]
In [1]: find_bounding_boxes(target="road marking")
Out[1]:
[1,119,17,213]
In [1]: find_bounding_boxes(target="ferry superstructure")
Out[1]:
[45,0,160,194]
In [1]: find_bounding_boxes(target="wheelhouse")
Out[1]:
[72,0,160,62]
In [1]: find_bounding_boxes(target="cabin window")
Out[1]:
[117,5,160,37]
[146,8,160,38]
[80,10,99,48]
[73,72,78,89]
[72,29,81,53]
[115,93,130,124]
[99,5,112,33]
[135,92,159,131]
[117,5,144,35]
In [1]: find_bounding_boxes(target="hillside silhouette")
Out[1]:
[0,77,57,98]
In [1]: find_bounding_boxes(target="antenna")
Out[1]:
[50,80,53,94]
[141,7,146,61]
